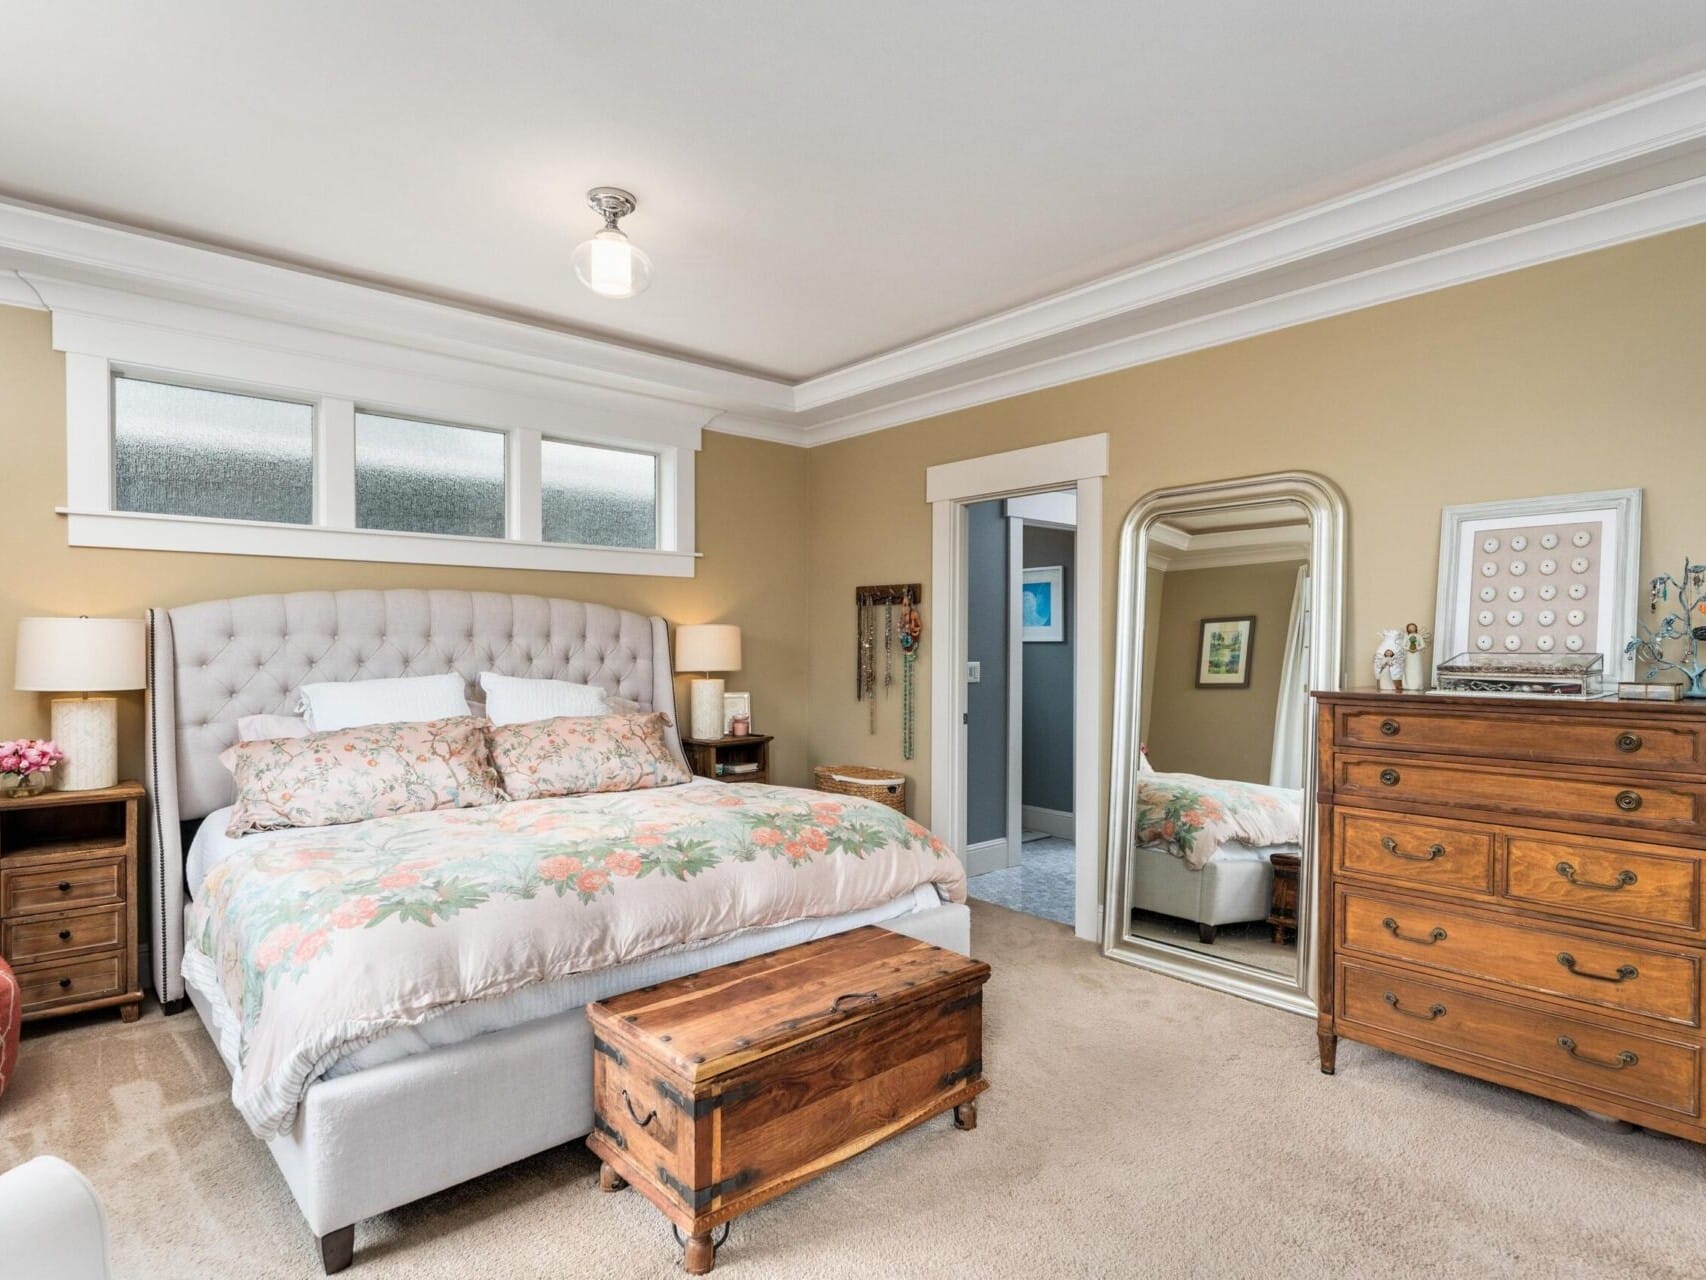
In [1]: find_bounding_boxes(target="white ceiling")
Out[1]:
[4,3,1706,384]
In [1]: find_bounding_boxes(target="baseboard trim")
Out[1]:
[1021,805,1074,839]
[964,837,1014,877]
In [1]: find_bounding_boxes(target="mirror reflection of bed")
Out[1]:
[1129,501,1312,979]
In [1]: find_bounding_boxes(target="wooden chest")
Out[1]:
[1315,692,1706,1143]
[585,926,989,1274]
[0,782,143,1024]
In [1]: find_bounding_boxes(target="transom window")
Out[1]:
[355,411,507,539]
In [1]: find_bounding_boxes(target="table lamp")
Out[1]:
[675,623,742,741]
[14,616,146,791]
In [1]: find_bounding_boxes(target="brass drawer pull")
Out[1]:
[831,991,879,1013]
[1381,917,1446,945]
[1382,992,1446,1020]
[1557,952,1638,984]
[1615,732,1643,754]
[621,1090,658,1130]
[1557,1036,1638,1070]
[1615,790,1643,812]
[1379,768,1401,787]
[1380,835,1444,862]
[1379,718,1401,737]
[1555,861,1637,891]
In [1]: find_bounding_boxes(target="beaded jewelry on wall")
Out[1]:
[855,584,924,758]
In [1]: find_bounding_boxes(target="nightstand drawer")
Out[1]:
[18,951,124,1014]
[3,904,125,964]
[1,857,125,915]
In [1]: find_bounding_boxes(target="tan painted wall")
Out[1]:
[1147,560,1305,783]
[805,225,1706,876]
[0,306,814,788]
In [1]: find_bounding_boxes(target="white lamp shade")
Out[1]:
[675,624,742,674]
[15,617,146,692]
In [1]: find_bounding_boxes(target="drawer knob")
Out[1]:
[1379,768,1401,787]
[1381,916,1446,946]
[1379,718,1401,737]
[1382,991,1446,1021]
[1557,952,1638,984]
[1555,861,1637,892]
[1615,732,1643,754]
[1614,790,1643,812]
[620,1089,658,1130]
[58,929,71,941]
[1380,835,1444,863]
[1557,1036,1638,1070]
[58,977,71,989]
[57,881,71,893]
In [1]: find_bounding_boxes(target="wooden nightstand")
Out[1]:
[0,781,144,1023]
[682,735,773,784]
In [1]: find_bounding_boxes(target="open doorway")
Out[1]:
[962,489,1077,927]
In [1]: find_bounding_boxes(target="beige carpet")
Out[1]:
[4,901,1706,1278]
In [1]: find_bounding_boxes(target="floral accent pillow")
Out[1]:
[486,712,691,800]
[225,716,507,838]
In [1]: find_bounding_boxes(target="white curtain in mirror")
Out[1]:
[1269,565,1311,789]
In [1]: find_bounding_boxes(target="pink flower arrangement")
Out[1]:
[0,739,63,782]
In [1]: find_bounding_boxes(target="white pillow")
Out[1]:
[236,714,311,743]
[297,673,471,733]
[479,672,612,727]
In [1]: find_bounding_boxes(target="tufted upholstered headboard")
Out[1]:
[142,589,684,1004]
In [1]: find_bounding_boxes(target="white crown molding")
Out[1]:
[3,71,1706,449]
[1147,524,1313,571]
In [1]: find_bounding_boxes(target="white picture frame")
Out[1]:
[722,691,752,735]
[1022,566,1066,642]
[1433,487,1643,684]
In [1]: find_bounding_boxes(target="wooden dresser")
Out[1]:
[1315,692,1706,1142]
[0,782,144,1023]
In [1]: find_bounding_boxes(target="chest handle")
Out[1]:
[1555,862,1637,891]
[1379,718,1400,736]
[1557,1036,1638,1070]
[1615,732,1643,753]
[831,991,880,1013]
[1614,790,1643,812]
[620,1090,657,1130]
[1557,952,1638,984]
[1380,835,1443,862]
[1381,917,1446,945]
[1378,768,1401,787]
[1382,992,1446,1020]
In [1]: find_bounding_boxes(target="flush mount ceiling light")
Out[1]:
[572,186,653,300]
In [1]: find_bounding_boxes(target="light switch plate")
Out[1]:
[966,661,981,683]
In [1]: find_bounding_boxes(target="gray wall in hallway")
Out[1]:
[1022,524,1075,814]
[965,500,1009,845]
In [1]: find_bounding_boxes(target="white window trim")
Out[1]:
[54,299,703,578]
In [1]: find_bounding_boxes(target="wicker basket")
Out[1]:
[814,764,907,812]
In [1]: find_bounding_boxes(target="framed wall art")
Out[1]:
[1196,615,1256,688]
[1022,566,1066,642]
[1433,487,1642,685]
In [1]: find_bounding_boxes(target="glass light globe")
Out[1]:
[572,227,653,299]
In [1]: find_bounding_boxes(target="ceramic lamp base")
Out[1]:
[689,678,726,741]
[50,696,118,791]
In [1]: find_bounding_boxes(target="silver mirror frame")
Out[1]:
[1102,470,1346,1016]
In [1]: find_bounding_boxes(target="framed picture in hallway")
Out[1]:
[1022,566,1066,642]
[1196,615,1256,688]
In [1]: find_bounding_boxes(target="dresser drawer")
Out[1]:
[1335,810,1493,894]
[1336,706,1704,773]
[1338,961,1700,1117]
[1,857,125,915]
[1340,890,1700,1025]
[2,904,125,964]
[1503,834,1700,933]
[17,951,124,1014]
[1335,756,1705,834]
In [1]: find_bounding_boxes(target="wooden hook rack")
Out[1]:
[855,584,922,607]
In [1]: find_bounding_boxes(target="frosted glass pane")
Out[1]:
[113,377,313,524]
[355,412,506,538]
[541,439,658,549]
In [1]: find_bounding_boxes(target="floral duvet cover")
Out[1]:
[1134,772,1304,871]
[185,780,965,1137]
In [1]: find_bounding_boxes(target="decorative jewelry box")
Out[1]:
[1433,651,1607,698]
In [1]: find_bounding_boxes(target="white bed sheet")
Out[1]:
[184,879,948,1081]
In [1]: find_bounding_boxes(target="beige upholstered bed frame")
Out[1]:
[141,588,968,1271]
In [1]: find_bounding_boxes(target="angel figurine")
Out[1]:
[1373,628,1405,691]
[1401,622,1430,693]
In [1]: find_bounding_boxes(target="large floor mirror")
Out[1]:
[1104,472,1345,1014]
